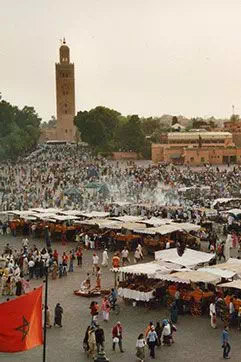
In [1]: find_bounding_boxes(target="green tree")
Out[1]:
[0,98,41,161]
[74,106,120,149]
[230,114,239,123]
[117,115,145,153]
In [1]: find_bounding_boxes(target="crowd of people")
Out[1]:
[0,143,241,215]
[2,144,241,360]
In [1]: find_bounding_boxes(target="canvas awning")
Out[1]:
[155,248,215,268]
[111,216,144,223]
[138,217,172,227]
[170,222,201,232]
[198,267,236,279]
[115,260,184,278]
[171,270,221,284]
[219,280,241,290]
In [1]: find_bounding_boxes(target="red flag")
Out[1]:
[0,286,43,352]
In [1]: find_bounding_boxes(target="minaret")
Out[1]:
[55,39,76,141]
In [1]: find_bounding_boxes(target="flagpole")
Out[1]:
[43,264,48,362]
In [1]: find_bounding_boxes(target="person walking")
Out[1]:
[121,247,129,266]
[96,266,101,289]
[92,253,99,275]
[102,248,109,267]
[95,324,105,352]
[101,296,111,322]
[112,321,124,353]
[68,251,74,272]
[136,333,146,362]
[46,306,52,328]
[76,247,82,267]
[147,325,158,359]
[161,319,171,346]
[170,301,178,324]
[54,303,63,327]
[209,300,217,328]
[222,325,231,359]
[134,248,141,263]
[87,325,97,358]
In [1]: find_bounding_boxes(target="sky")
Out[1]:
[1,0,241,122]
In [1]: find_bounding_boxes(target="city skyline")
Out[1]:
[1,0,241,121]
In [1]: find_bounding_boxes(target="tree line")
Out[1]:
[1,95,234,161]
[0,98,41,161]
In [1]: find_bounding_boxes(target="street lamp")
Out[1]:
[42,257,50,362]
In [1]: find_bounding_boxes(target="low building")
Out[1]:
[152,131,241,165]
[224,120,241,147]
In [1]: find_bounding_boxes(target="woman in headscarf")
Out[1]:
[54,303,63,327]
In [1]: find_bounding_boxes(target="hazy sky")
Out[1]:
[1,0,241,121]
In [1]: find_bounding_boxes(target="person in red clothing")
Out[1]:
[112,322,124,353]
[53,249,58,263]
[76,247,82,266]
[62,252,68,275]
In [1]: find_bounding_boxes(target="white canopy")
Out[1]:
[52,215,80,221]
[171,270,221,284]
[59,210,86,216]
[219,280,241,290]
[170,222,201,232]
[111,215,144,223]
[138,217,172,227]
[224,209,241,216]
[198,267,236,279]
[116,260,184,278]
[155,248,215,268]
[209,259,241,274]
[81,211,110,219]
[212,198,241,207]
[31,208,63,213]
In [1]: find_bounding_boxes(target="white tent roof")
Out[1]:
[138,217,172,226]
[52,215,80,221]
[116,260,184,277]
[198,267,236,279]
[155,248,215,268]
[171,270,221,284]
[224,209,241,216]
[111,215,144,223]
[59,210,86,216]
[170,222,201,232]
[209,259,241,274]
[81,211,110,219]
[133,223,199,236]
[31,208,62,213]
[212,198,241,207]
[219,280,241,290]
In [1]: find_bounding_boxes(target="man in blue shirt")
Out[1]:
[222,325,231,359]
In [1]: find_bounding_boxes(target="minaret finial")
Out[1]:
[63,37,66,44]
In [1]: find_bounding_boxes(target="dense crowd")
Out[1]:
[0,144,241,213]
[1,144,241,360]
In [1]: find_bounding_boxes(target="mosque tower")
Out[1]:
[55,38,76,141]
